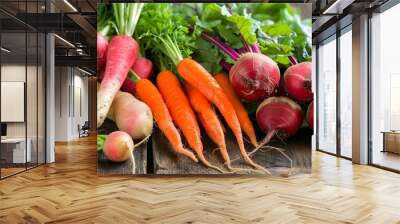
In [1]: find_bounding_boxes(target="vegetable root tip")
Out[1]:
[179,149,198,163]
[198,154,226,174]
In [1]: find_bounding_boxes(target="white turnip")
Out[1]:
[109,91,153,140]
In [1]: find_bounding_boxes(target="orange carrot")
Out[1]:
[178,58,270,174]
[214,73,258,147]
[135,79,198,162]
[184,83,230,166]
[156,71,224,173]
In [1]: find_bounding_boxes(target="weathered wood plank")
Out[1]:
[152,127,311,176]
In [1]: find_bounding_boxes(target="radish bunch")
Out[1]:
[97,3,145,127]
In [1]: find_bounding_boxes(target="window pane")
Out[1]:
[318,37,337,154]
[0,2,27,177]
[371,3,400,171]
[340,29,352,158]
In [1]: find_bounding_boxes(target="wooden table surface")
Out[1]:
[152,127,311,176]
[98,119,311,176]
[2,136,400,223]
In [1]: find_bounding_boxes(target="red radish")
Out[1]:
[132,57,153,79]
[202,32,280,102]
[97,3,144,128]
[97,36,139,127]
[103,131,134,162]
[284,62,312,102]
[307,101,314,129]
[97,32,108,71]
[120,57,153,94]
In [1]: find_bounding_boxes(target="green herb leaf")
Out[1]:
[97,135,107,152]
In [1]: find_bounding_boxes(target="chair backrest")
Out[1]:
[82,121,90,129]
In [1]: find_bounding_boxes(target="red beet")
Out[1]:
[201,32,280,102]
[284,62,312,102]
[230,53,281,102]
[307,100,314,129]
[255,96,303,147]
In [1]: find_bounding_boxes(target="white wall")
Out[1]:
[54,66,89,141]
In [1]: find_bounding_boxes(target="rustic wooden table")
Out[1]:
[97,119,311,176]
[152,127,311,176]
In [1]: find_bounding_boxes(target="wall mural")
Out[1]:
[97,2,312,176]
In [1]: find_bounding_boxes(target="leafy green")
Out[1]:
[97,3,112,37]
[97,135,107,152]
[135,3,198,73]
[176,3,311,68]
[251,3,312,63]
[191,38,224,74]
[111,3,144,36]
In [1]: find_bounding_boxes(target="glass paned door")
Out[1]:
[317,37,337,154]
[339,28,352,158]
[370,3,400,171]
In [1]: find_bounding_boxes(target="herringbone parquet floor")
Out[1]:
[1,135,400,224]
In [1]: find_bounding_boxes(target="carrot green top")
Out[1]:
[135,3,197,71]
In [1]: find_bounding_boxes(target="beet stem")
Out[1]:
[220,60,233,72]
[224,4,256,54]
[237,48,248,54]
[289,56,298,65]
[240,36,253,53]
[201,32,240,61]
[251,43,261,53]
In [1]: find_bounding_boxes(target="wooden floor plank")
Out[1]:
[0,135,399,223]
